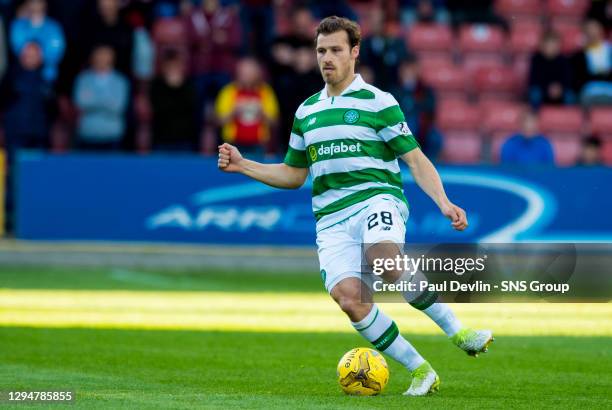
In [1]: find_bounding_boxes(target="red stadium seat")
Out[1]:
[441,132,483,164]
[601,137,612,165]
[473,66,519,100]
[495,0,543,17]
[552,20,585,53]
[482,102,526,135]
[491,133,511,163]
[422,63,467,97]
[512,54,531,89]
[539,106,584,135]
[459,24,506,53]
[547,0,590,17]
[418,54,454,72]
[462,54,506,76]
[509,21,543,54]
[437,101,480,130]
[550,136,581,166]
[406,24,453,53]
[539,106,584,166]
[589,108,612,137]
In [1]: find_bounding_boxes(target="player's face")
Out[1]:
[316,31,358,86]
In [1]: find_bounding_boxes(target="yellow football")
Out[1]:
[337,347,389,395]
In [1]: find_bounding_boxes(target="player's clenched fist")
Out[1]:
[217,143,244,173]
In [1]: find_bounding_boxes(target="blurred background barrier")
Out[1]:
[15,151,612,245]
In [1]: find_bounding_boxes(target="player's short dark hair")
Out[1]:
[315,16,361,49]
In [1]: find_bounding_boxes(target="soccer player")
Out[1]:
[218,16,493,396]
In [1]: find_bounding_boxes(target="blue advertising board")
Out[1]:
[15,152,612,245]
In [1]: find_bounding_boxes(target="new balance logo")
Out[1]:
[308,117,317,126]
[381,226,391,231]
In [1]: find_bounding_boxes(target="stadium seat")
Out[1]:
[422,63,467,98]
[539,106,584,135]
[482,102,526,135]
[406,24,453,54]
[441,132,483,164]
[547,0,590,18]
[462,54,507,77]
[509,20,543,55]
[539,106,584,165]
[491,133,511,163]
[473,66,519,101]
[459,24,506,54]
[512,54,531,90]
[418,54,454,72]
[437,100,481,131]
[552,20,585,53]
[601,137,612,165]
[589,108,612,138]
[495,0,543,17]
[550,135,582,166]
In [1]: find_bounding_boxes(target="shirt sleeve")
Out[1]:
[283,116,309,168]
[376,94,420,156]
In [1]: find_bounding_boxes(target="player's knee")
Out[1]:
[336,296,372,321]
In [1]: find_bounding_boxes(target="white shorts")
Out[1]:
[316,195,409,293]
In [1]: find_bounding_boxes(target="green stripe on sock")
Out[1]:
[354,308,379,331]
[372,322,400,351]
[409,290,439,311]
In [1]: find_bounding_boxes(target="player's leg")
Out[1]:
[358,199,440,395]
[329,277,438,396]
[318,217,437,396]
[362,200,493,357]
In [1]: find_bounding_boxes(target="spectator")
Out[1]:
[0,16,7,81]
[214,57,279,155]
[500,111,555,165]
[309,0,357,22]
[186,0,241,122]
[400,0,450,25]
[391,57,442,159]
[2,41,51,160]
[446,0,508,31]
[360,8,408,90]
[73,45,129,150]
[10,0,65,83]
[577,135,604,166]
[239,0,274,58]
[150,50,198,152]
[284,7,316,46]
[572,19,612,107]
[587,0,612,29]
[279,43,320,151]
[80,0,133,77]
[528,31,575,110]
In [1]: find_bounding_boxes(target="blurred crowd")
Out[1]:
[0,0,610,167]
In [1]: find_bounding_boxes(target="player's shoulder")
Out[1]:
[294,90,324,119]
[360,82,400,108]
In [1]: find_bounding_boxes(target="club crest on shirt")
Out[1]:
[309,145,318,162]
[343,109,360,124]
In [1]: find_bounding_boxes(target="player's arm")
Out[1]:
[218,143,308,189]
[400,148,468,231]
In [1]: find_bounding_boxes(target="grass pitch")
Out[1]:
[1,266,611,409]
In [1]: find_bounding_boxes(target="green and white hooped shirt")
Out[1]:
[283,74,420,231]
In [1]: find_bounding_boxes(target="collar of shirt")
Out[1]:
[318,73,366,100]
